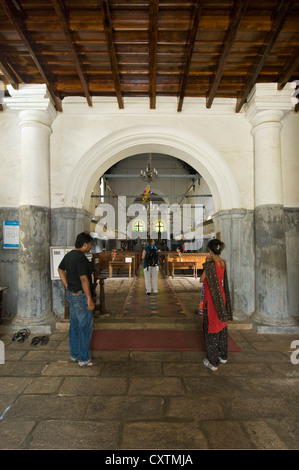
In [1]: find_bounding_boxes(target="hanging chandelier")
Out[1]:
[140,154,158,183]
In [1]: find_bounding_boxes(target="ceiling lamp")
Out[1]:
[140,154,158,183]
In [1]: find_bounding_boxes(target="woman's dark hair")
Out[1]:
[207,238,225,255]
[75,232,93,248]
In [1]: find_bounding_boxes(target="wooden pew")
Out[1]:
[163,252,207,277]
[109,260,132,278]
[170,260,198,278]
[96,251,142,276]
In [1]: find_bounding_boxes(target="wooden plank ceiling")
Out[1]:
[0,0,298,113]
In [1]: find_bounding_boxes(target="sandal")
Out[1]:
[78,360,94,367]
[203,358,218,371]
[40,336,49,346]
[12,329,30,343]
[30,336,41,346]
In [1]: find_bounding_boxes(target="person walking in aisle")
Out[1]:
[58,232,95,367]
[200,238,232,371]
[142,239,159,295]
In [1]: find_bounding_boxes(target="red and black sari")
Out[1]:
[202,259,232,366]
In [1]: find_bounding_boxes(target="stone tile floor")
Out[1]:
[0,276,299,451]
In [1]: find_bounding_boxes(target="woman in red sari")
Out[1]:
[200,239,232,371]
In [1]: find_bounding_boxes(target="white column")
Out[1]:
[250,110,284,207]
[5,85,57,329]
[246,84,295,331]
[19,109,53,207]
[5,84,56,208]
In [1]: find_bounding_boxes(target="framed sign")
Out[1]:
[50,246,74,280]
[3,221,19,249]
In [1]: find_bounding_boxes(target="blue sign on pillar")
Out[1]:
[3,221,19,249]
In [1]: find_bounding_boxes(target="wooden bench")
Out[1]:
[162,252,207,277]
[170,261,198,278]
[109,260,132,278]
[96,251,142,276]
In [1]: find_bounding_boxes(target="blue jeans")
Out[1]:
[66,290,93,364]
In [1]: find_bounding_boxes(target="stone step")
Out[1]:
[56,318,253,331]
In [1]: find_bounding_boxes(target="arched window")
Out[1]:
[154,220,166,233]
[133,220,145,233]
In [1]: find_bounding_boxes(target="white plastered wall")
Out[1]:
[1,92,298,213]
[280,112,299,208]
[0,111,21,208]
[49,97,255,213]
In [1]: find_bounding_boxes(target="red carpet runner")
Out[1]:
[91,329,241,352]
[118,269,191,319]
[93,268,241,352]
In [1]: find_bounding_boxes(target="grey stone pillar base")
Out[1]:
[254,204,294,332]
[252,310,299,334]
[14,205,53,330]
[7,313,57,334]
[232,310,252,322]
[285,208,299,319]
[213,209,255,318]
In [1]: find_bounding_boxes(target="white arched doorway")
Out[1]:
[65,125,241,213]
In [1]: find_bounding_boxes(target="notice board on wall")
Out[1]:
[3,221,19,249]
[50,247,74,280]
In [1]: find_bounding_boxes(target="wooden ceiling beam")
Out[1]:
[277,47,299,90]
[51,0,92,106]
[206,0,249,109]
[177,0,203,112]
[149,0,158,109]
[101,0,124,109]
[0,2,298,112]
[0,50,20,89]
[235,0,294,113]
[0,0,62,111]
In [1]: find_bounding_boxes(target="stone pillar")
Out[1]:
[246,84,296,332]
[50,207,92,318]
[5,85,56,331]
[213,209,255,319]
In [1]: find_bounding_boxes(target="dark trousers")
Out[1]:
[203,309,228,367]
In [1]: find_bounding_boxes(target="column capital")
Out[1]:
[245,83,294,128]
[4,83,57,124]
[18,109,54,133]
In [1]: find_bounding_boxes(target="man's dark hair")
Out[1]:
[75,232,93,248]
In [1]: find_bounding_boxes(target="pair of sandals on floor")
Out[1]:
[11,329,49,346]
[11,328,30,343]
[30,335,49,346]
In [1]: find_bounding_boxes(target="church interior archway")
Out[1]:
[89,153,216,253]
[67,125,241,214]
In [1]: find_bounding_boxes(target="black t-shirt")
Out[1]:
[59,250,92,292]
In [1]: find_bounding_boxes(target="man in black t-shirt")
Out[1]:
[59,248,93,297]
[58,232,95,367]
